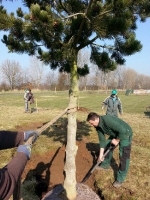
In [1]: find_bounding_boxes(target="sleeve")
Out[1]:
[0,153,28,200]
[103,96,109,105]
[96,129,107,148]
[24,93,27,99]
[0,131,24,150]
[117,99,123,114]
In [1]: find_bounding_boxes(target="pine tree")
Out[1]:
[0,0,150,199]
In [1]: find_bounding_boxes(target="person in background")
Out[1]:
[102,89,123,117]
[0,130,39,200]
[146,105,150,111]
[87,112,133,188]
[24,89,29,113]
[28,89,34,104]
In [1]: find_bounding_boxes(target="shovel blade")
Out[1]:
[81,171,92,183]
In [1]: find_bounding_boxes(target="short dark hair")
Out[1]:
[87,112,99,121]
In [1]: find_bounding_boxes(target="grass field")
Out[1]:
[0,90,150,200]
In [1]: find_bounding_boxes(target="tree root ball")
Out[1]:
[42,183,101,200]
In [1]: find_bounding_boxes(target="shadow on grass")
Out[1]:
[41,117,91,144]
[144,111,150,117]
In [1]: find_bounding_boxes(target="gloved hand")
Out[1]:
[17,144,32,160]
[24,130,39,143]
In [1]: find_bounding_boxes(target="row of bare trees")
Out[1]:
[85,65,150,90]
[0,55,150,91]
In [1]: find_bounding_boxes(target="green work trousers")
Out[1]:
[100,134,132,183]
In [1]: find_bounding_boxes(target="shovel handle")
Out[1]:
[90,145,116,173]
[81,144,118,183]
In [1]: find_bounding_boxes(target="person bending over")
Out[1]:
[87,112,133,188]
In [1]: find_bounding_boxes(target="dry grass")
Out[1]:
[0,90,150,200]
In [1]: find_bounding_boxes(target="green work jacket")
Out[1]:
[96,115,133,148]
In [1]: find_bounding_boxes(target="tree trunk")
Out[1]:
[64,58,78,200]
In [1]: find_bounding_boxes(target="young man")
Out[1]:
[87,112,133,188]
[102,89,123,117]
[0,130,38,200]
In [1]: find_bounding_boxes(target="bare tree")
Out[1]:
[88,64,103,90]
[121,68,137,89]
[136,74,150,89]
[1,60,23,90]
[79,75,88,90]
[44,71,58,90]
[57,72,70,90]
[27,56,45,89]
[142,75,150,89]
[109,65,126,89]
[0,81,9,91]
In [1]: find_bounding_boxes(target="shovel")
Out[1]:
[81,144,117,183]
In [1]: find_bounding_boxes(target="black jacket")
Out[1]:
[0,131,27,200]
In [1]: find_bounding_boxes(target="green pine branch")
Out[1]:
[0,13,14,30]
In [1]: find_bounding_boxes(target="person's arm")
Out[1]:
[97,129,106,148]
[0,145,31,200]
[24,93,27,100]
[0,130,39,150]
[118,99,123,115]
[98,147,105,162]
[102,97,109,109]
[96,128,107,162]
[0,131,24,150]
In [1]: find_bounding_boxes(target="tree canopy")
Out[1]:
[0,0,149,74]
[0,1,150,199]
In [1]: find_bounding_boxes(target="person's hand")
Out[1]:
[111,139,120,146]
[24,130,39,143]
[97,148,105,163]
[17,144,32,160]
[97,155,104,163]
